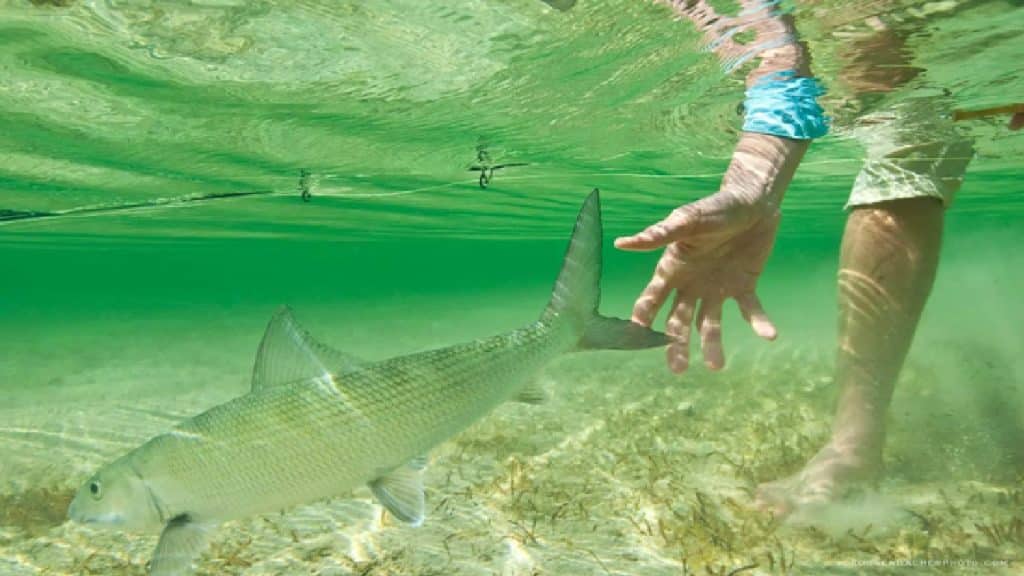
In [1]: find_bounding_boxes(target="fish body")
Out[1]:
[130,318,574,524]
[67,190,667,574]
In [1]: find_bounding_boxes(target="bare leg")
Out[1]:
[756,196,944,515]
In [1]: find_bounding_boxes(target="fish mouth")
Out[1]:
[67,497,123,527]
[70,513,126,527]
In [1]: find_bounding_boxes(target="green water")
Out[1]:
[2,0,1023,574]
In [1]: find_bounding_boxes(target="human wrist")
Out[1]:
[719,132,808,212]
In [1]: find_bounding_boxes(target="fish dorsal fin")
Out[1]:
[369,460,426,526]
[251,306,365,392]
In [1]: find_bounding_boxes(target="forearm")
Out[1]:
[664,0,816,205]
[730,1,813,204]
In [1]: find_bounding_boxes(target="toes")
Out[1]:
[753,479,796,519]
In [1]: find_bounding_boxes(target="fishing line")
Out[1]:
[0,156,981,227]
[0,190,275,226]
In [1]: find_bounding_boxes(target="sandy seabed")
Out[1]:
[1,339,1022,576]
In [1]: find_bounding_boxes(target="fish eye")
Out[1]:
[89,481,102,499]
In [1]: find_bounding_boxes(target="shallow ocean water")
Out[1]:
[1,0,1023,574]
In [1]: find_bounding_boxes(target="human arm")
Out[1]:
[617,0,817,372]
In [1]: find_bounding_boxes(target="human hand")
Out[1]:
[615,190,781,373]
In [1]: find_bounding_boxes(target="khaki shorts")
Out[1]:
[846,98,975,209]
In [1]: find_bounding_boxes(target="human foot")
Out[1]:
[754,442,882,518]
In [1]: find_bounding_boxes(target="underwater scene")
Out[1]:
[1,0,1023,574]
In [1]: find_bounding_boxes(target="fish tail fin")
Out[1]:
[542,189,670,351]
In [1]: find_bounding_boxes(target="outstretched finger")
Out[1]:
[615,220,677,251]
[736,292,777,341]
[614,207,694,251]
[665,293,696,374]
[631,269,673,327]
[697,298,725,370]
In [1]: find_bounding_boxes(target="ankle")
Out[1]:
[816,437,882,469]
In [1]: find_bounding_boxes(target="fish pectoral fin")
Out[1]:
[252,306,366,392]
[369,462,425,527]
[514,380,548,404]
[149,515,215,576]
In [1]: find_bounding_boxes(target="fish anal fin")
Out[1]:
[252,306,366,392]
[369,461,425,527]
[149,515,215,576]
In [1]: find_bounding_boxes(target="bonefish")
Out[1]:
[67,190,668,575]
